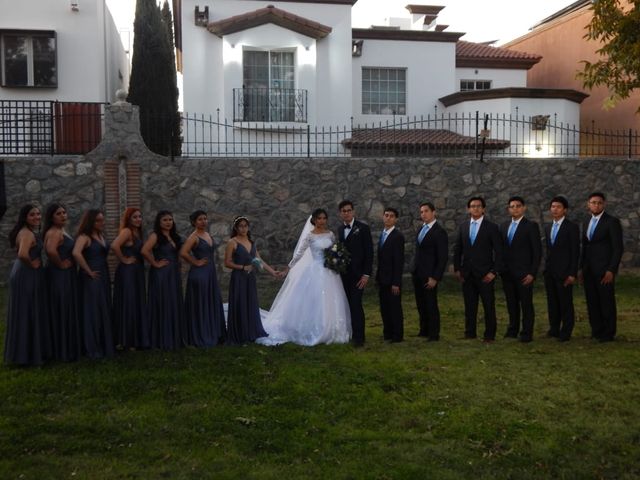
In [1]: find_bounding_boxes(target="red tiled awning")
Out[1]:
[207,5,332,39]
[456,40,541,69]
[342,129,510,150]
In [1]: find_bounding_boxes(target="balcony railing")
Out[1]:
[233,88,307,123]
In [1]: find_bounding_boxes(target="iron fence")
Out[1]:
[0,100,105,155]
[143,110,639,158]
[2,99,638,159]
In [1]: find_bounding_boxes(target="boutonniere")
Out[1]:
[351,227,360,236]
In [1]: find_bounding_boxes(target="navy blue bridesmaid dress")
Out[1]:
[46,233,82,362]
[4,236,50,366]
[78,238,114,359]
[113,237,150,349]
[184,237,226,346]
[148,239,183,350]
[226,242,267,344]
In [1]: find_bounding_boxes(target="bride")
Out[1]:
[257,208,352,346]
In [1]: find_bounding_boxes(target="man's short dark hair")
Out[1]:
[550,195,569,209]
[508,196,525,205]
[384,207,399,218]
[338,200,354,211]
[467,196,486,208]
[588,192,606,202]
[420,201,436,211]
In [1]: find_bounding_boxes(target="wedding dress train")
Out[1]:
[257,219,351,346]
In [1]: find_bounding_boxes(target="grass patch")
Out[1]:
[1,275,639,479]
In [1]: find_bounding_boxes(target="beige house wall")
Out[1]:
[504,4,640,132]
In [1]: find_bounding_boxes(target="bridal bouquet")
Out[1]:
[324,242,350,274]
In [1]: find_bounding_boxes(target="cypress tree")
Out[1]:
[128,0,181,156]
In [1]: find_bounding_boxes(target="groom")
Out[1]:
[338,200,374,347]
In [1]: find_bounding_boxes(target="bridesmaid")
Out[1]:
[111,207,149,350]
[72,209,114,359]
[224,216,279,344]
[179,210,226,347]
[43,203,82,362]
[4,204,50,366]
[141,210,183,350]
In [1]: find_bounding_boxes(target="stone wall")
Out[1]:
[1,101,639,281]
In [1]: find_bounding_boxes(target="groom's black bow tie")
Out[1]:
[344,224,351,229]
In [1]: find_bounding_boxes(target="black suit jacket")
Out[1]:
[411,222,448,281]
[376,228,405,286]
[499,217,542,280]
[581,212,623,276]
[453,218,503,277]
[338,219,374,280]
[544,218,580,279]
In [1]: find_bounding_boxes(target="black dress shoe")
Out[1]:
[464,334,477,339]
[504,333,518,339]
[352,341,364,347]
[558,337,570,342]
[519,336,532,343]
[546,331,560,338]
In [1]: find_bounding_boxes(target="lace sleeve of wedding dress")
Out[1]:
[288,216,313,269]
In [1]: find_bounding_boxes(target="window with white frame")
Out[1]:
[362,67,406,115]
[460,80,491,91]
[241,50,296,122]
[1,30,57,87]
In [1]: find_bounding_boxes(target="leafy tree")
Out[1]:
[579,0,640,112]
[128,0,181,156]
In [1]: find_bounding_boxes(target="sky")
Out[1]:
[108,0,576,47]
[351,0,576,44]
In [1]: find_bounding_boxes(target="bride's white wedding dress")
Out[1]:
[257,220,351,346]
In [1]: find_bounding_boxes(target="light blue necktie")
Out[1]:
[588,217,598,240]
[507,221,517,245]
[470,221,478,245]
[551,222,559,245]
[379,230,388,247]
[417,223,429,244]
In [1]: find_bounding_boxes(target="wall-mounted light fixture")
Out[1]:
[195,6,209,27]
[71,1,79,12]
[352,40,363,57]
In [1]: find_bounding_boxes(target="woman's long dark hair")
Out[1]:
[231,216,252,242]
[42,203,66,241]
[189,210,207,227]
[310,208,328,225]
[153,210,182,248]
[76,209,103,237]
[9,204,38,248]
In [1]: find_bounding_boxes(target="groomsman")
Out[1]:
[338,200,374,347]
[411,202,448,341]
[499,196,542,342]
[544,196,580,342]
[453,196,503,342]
[376,208,405,343]
[580,192,623,342]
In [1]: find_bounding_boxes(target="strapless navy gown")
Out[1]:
[184,237,226,347]
[78,239,114,359]
[4,237,50,366]
[46,234,82,362]
[148,240,183,350]
[113,238,149,349]
[226,242,267,344]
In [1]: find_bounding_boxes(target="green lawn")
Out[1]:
[1,275,639,479]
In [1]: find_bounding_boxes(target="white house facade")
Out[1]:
[0,0,129,103]
[175,1,588,156]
